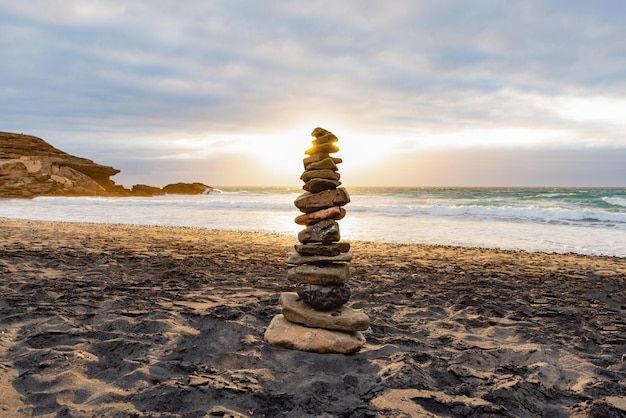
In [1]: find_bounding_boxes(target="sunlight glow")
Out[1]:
[558,97,626,124]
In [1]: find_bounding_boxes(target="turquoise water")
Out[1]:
[1,187,624,257]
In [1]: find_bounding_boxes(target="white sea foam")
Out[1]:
[603,196,626,208]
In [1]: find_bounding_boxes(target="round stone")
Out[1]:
[297,284,351,311]
[298,219,340,244]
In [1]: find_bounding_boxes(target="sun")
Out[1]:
[185,124,399,186]
[280,123,386,167]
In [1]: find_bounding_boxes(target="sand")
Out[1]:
[0,217,625,417]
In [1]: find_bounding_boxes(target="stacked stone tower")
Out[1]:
[264,127,370,354]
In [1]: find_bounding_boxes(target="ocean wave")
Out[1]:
[348,202,626,229]
[603,196,626,208]
[28,192,626,229]
[534,192,580,198]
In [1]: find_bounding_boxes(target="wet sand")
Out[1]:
[1,217,625,417]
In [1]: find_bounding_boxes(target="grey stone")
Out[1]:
[280,293,369,332]
[287,263,350,285]
[303,154,342,168]
[288,251,353,265]
[264,314,365,354]
[296,284,351,311]
[298,219,340,244]
[295,242,351,256]
[302,178,342,193]
[305,157,338,171]
[294,187,350,213]
[300,169,340,183]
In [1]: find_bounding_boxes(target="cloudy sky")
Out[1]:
[1,0,625,187]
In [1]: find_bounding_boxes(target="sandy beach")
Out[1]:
[0,217,625,417]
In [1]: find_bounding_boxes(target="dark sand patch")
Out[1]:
[1,218,625,417]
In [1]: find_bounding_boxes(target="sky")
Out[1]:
[1,0,626,187]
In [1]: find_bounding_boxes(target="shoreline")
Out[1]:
[1,217,625,416]
[2,215,625,260]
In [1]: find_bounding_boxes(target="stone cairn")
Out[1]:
[264,127,370,354]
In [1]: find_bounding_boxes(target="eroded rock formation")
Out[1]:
[0,132,213,197]
[0,132,120,197]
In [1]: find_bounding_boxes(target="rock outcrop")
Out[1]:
[0,132,120,197]
[0,132,214,198]
[162,182,213,195]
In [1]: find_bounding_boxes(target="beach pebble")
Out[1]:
[302,178,342,193]
[295,206,346,226]
[303,153,342,167]
[295,242,351,256]
[294,188,350,213]
[264,314,365,354]
[311,127,331,138]
[288,251,353,265]
[305,157,339,171]
[301,169,340,183]
[298,219,340,244]
[312,133,339,145]
[305,142,340,156]
[288,263,350,285]
[296,284,351,311]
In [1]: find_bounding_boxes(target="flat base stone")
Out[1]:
[287,263,350,285]
[295,242,351,256]
[280,292,369,331]
[287,251,353,265]
[264,315,365,354]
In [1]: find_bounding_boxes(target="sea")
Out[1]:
[1,187,625,257]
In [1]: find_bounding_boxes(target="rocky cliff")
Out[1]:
[0,132,213,198]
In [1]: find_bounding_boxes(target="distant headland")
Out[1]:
[0,131,213,198]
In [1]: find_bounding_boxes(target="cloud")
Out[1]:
[1,1,626,185]
[349,148,626,187]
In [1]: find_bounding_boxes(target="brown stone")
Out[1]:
[280,293,369,331]
[300,169,340,183]
[162,182,213,195]
[312,133,339,145]
[264,314,365,354]
[295,242,351,256]
[296,284,351,311]
[302,178,342,193]
[0,132,120,197]
[303,154,343,168]
[131,184,166,196]
[305,143,339,156]
[298,219,340,244]
[288,263,350,285]
[311,127,331,138]
[294,188,350,214]
[305,157,339,171]
[287,251,353,265]
[295,206,346,226]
